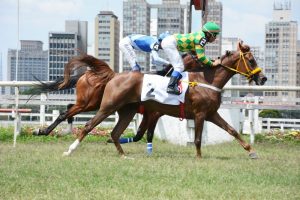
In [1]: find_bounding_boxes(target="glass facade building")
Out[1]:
[48,20,87,94]
[95,11,120,72]
[123,0,151,72]
[7,40,48,93]
[264,3,297,104]
[122,0,190,72]
[203,0,222,60]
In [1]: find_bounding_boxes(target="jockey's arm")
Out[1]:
[195,44,212,67]
[151,50,170,67]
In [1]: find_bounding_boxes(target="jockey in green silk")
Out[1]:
[161,21,221,95]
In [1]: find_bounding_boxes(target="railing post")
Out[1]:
[267,118,270,132]
[239,109,245,134]
[13,86,20,147]
[249,109,255,144]
[254,96,259,134]
[52,110,60,123]
[40,93,47,126]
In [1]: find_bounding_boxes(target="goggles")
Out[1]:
[208,31,219,38]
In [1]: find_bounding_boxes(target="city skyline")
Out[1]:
[1,0,300,80]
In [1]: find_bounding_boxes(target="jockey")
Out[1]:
[161,21,221,95]
[119,32,171,72]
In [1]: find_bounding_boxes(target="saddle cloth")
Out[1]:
[141,72,189,105]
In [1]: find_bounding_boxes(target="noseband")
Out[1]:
[221,51,262,80]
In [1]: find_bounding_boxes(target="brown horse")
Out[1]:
[33,53,191,138]
[32,56,115,136]
[62,41,267,159]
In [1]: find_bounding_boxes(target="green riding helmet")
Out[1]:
[202,22,221,35]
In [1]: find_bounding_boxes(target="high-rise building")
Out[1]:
[7,40,48,93]
[156,0,190,35]
[0,52,2,81]
[264,2,297,104]
[150,0,190,71]
[122,0,191,72]
[95,11,120,72]
[296,41,300,104]
[65,20,88,53]
[202,0,222,60]
[123,0,151,72]
[48,20,87,94]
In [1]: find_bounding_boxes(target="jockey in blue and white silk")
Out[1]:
[119,34,170,72]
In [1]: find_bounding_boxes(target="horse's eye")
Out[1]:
[249,59,255,65]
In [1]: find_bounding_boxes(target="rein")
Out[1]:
[221,51,262,80]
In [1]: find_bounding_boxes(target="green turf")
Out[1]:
[0,138,299,200]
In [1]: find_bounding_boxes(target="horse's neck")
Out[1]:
[192,67,234,89]
[212,67,235,89]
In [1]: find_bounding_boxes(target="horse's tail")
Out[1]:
[58,54,115,89]
[32,74,82,94]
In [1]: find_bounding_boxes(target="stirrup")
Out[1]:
[167,86,181,95]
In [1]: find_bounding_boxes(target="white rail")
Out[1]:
[262,118,300,131]
[1,81,300,91]
[1,81,300,146]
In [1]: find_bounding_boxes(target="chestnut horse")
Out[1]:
[62,42,267,159]
[33,54,195,138]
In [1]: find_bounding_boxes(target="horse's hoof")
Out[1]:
[249,152,258,159]
[122,155,134,160]
[32,129,40,136]
[62,152,70,157]
[106,138,113,143]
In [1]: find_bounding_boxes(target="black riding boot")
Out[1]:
[167,76,181,95]
[156,64,173,76]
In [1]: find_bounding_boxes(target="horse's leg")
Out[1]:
[62,106,116,156]
[34,104,74,135]
[145,112,163,154]
[66,104,75,133]
[145,112,162,142]
[110,104,138,157]
[116,110,150,144]
[207,112,258,159]
[62,112,110,156]
[194,113,205,159]
[35,103,86,136]
[116,111,161,143]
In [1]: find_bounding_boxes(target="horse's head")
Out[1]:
[221,41,267,85]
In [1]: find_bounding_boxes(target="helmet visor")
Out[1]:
[208,31,219,38]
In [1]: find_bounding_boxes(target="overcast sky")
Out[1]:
[0,0,299,80]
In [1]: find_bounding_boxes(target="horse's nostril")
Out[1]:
[261,77,267,85]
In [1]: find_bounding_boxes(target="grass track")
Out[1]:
[0,140,299,200]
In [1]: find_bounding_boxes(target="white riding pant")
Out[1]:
[119,36,136,68]
[161,35,184,73]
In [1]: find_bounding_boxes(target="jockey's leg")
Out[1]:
[161,35,184,95]
[167,71,182,95]
[119,36,140,71]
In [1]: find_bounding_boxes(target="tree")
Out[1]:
[259,110,281,118]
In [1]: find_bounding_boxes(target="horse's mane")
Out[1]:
[58,54,115,89]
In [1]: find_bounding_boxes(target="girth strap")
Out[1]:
[179,102,185,121]
[181,80,222,92]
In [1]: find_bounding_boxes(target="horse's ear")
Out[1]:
[237,41,241,51]
[237,40,250,53]
[237,39,244,50]
[225,50,231,56]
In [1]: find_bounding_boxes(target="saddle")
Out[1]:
[141,72,189,105]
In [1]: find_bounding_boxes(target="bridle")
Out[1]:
[220,51,262,80]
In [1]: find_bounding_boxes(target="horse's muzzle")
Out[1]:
[260,76,267,85]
